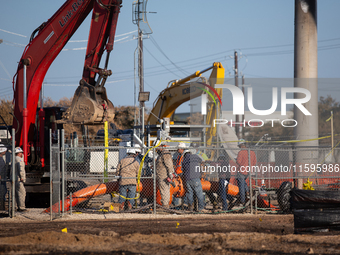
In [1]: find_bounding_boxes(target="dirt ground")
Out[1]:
[1,210,340,255]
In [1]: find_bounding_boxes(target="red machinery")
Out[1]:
[12,0,122,202]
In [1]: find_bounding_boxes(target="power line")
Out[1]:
[149,36,189,76]
[144,45,182,78]
[0,28,26,38]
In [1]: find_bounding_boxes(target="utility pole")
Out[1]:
[138,8,144,124]
[133,0,153,143]
[234,51,239,138]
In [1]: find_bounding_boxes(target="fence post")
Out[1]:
[61,129,65,216]
[248,147,253,214]
[70,192,72,215]
[11,128,15,218]
[49,129,52,221]
[153,147,156,214]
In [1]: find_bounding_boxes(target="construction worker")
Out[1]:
[117,146,141,212]
[0,144,7,210]
[174,142,187,175]
[155,138,175,209]
[182,150,207,212]
[217,155,233,211]
[14,147,27,212]
[236,139,257,206]
[171,142,187,207]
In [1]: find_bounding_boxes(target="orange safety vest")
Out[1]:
[175,154,184,174]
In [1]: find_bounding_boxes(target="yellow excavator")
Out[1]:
[147,62,225,147]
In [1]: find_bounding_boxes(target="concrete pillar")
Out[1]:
[294,0,318,188]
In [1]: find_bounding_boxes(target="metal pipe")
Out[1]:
[70,192,72,215]
[153,147,156,214]
[22,64,28,165]
[142,106,145,146]
[61,129,65,215]
[248,147,253,214]
[49,129,52,221]
[11,128,15,218]
[39,85,45,167]
[57,129,60,215]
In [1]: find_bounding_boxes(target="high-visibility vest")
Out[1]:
[175,154,184,174]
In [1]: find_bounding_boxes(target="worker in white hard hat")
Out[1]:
[14,147,27,212]
[116,147,140,212]
[0,144,8,210]
[155,137,175,209]
[170,142,187,207]
[174,142,187,175]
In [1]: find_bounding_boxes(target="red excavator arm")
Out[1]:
[13,0,122,164]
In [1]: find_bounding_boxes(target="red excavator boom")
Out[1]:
[13,0,122,165]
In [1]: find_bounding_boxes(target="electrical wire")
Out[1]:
[0,28,26,38]
[149,36,189,76]
[144,45,182,78]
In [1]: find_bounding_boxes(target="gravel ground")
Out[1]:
[0,208,263,222]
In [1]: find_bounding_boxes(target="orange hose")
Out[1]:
[45,177,238,212]
[44,181,142,213]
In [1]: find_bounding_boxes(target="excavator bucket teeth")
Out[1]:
[59,81,114,125]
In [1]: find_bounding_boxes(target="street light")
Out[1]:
[138,91,150,146]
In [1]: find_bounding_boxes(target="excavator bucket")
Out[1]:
[59,80,115,125]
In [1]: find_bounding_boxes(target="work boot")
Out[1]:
[17,208,28,212]
[119,202,125,212]
[127,201,133,210]
[212,201,218,210]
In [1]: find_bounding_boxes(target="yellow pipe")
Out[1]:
[104,121,109,183]
[171,71,201,87]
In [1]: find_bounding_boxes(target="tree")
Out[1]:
[0,99,13,126]
[318,96,340,145]
[243,95,340,145]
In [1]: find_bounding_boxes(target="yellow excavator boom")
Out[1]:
[147,62,225,147]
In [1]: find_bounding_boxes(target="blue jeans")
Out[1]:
[172,196,181,206]
[186,178,205,211]
[118,185,137,206]
[218,178,233,210]
[236,173,249,204]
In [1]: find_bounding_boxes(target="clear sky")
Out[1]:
[0,1,340,113]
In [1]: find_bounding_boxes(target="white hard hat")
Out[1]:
[15,147,23,154]
[183,149,191,155]
[134,144,141,153]
[127,148,137,154]
[0,144,7,153]
[238,139,246,146]
[178,142,187,149]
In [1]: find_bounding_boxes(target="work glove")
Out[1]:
[166,177,176,187]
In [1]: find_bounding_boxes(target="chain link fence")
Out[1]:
[46,132,340,220]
